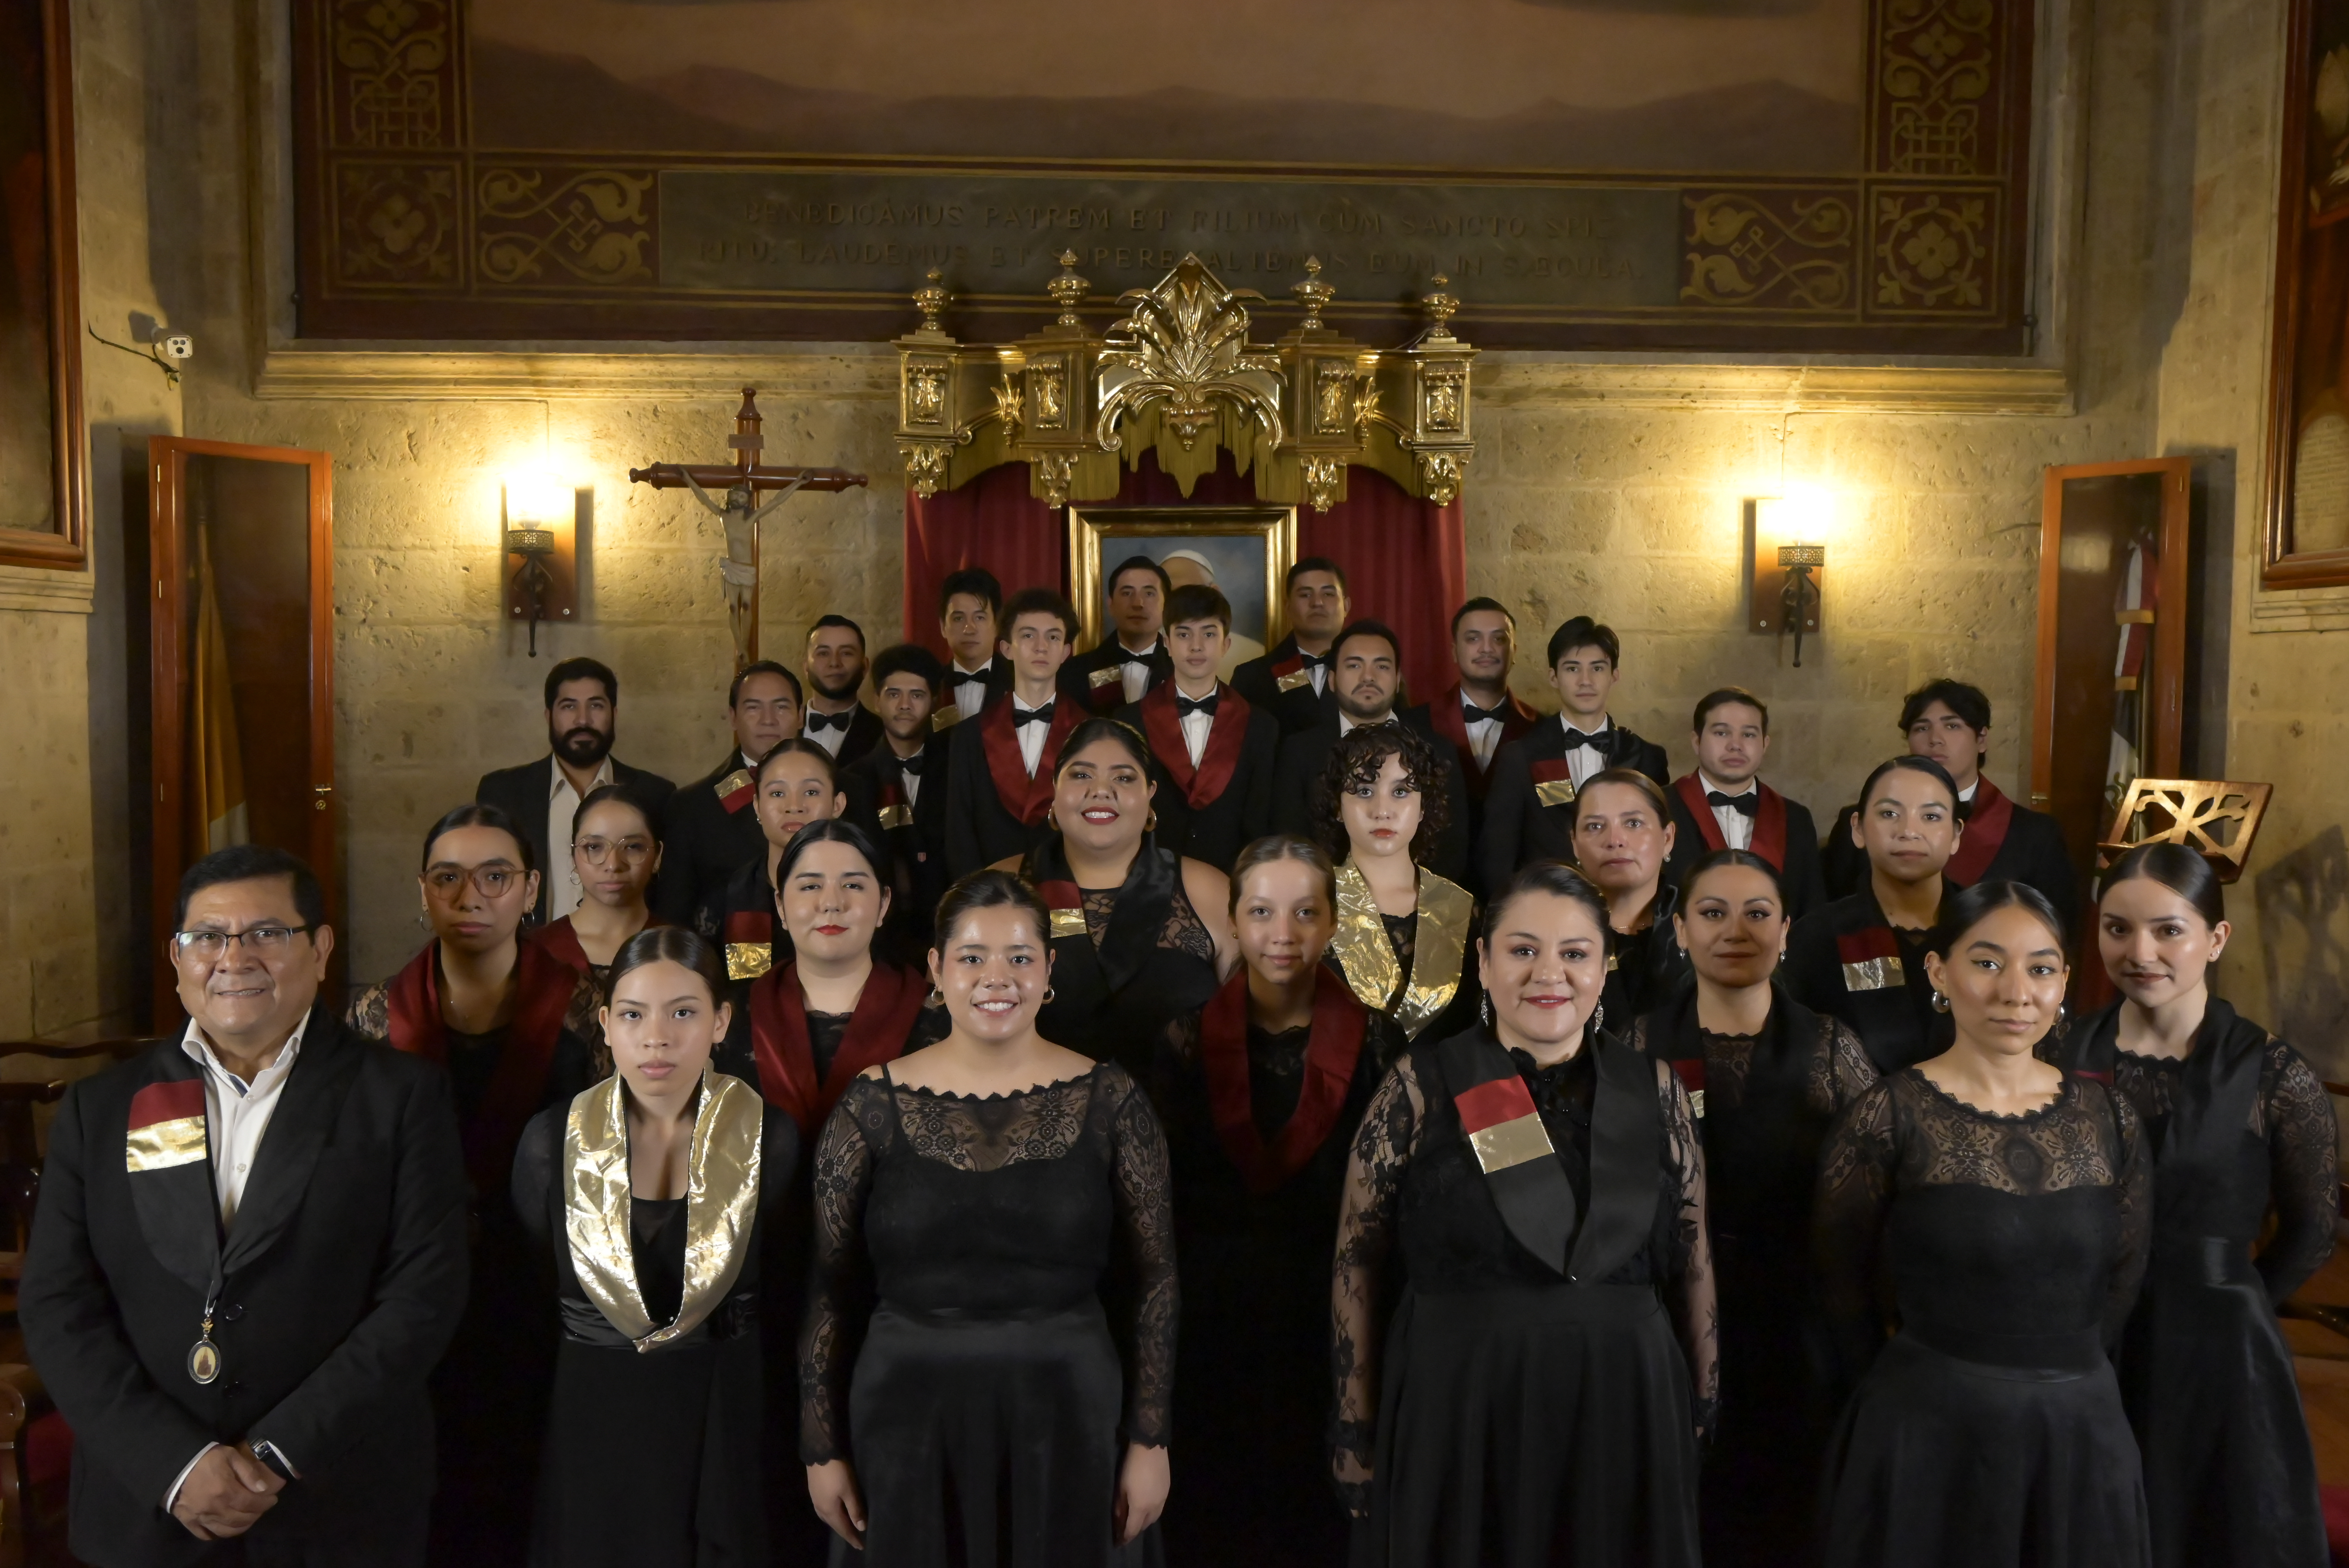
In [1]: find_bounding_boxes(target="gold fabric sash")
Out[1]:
[1331,861,1472,1042]
[561,1068,765,1352]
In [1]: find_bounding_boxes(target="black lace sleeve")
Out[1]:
[347,980,390,1042]
[2101,1082,2152,1345]
[563,969,605,1061]
[2259,1040,2339,1305]
[510,1105,561,1253]
[1812,1018,1880,1117]
[1813,1078,1898,1399]
[1657,1060,1719,1441]
[798,1073,888,1465]
[1330,1055,1426,1517]
[1103,1068,1179,1448]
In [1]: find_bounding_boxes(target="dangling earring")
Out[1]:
[1479,992,1493,1029]
[1930,989,1950,1013]
[1043,986,1057,1004]
[1590,1002,1606,1037]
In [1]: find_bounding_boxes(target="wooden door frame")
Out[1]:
[147,438,336,1025]
[2030,458,2192,809]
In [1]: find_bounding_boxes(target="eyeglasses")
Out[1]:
[423,865,524,900]
[574,836,654,866]
[171,924,314,962]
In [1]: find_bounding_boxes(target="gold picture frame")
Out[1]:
[1067,505,1298,663]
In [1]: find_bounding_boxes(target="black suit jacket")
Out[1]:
[1059,638,1173,716]
[652,752,764,930]
[935,655,1014,733]
[21,1014,469,1568]
[1662,777,1829,921]
[1231,635,1339,737]
[803,703,884,769]
[943,702,1076,878]
[1113,686,1280,871]
[841,734,953,963]
[1269,714,1472,886]
[475,756,677,923]
[1477,717,1671,893]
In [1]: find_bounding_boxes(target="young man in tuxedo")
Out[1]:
[1662,687,1828,918]
[1271,619,1472,884]
[1116,582,1278,870]
[945,587,1086,877]
[801,614,884,766]
[1405,597,1540,868]
[653,660,803,930]
[1820,678,2078,933]
[936,567,1012,731]
[1061,554,1174,714]
[1232,556,1350,735]
[842,643,952,961]
[475,656,674,924]
[22,845,468,1568]
[1477,615,1670,892]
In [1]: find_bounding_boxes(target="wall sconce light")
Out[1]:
[1747,496,1829,666]
[502,476,582,657]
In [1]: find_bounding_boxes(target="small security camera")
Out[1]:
[158,334,194,362]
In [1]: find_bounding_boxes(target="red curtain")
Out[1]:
[901,455,1466,704]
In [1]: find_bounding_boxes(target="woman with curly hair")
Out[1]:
[1311,723,1480,1045]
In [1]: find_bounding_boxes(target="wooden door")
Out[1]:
[147,439,335,1023]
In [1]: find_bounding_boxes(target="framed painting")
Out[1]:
[1068,504,1297,672]
[0,0,86,570]
[2265,0,2349,588]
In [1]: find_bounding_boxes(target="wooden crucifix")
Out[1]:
[629,387,867,666]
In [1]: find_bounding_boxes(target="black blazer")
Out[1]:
[841,734,954,963]
[1661,778,1829,921]
[1270,714,1473,886]
[20,1014,469,1568]
[476,756,677,923]
[803,704,885,769]
[936,655,1014,731]
[941,706,1063,878]
[1231,635,1339,736]
[1782,890,1949,1073]
[1476,717,1670,894]
[652,752,764,931]
[1059,638,1173,716]
[1113,687,1279,872]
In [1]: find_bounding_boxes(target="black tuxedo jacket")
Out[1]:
[1403,686,1543,894]
[841,733,953,963]
[803,703,885,768]
[942,698,1083,878]
[1662,776,1829,921]
[475,755,676,923]
[1820,779,2079,939]
[1059,638,1173,716]
[935,655,1014,733]
[652,751,764,931]
[1113,685,1279,872]
[1269,713,1472,886]
[21,1014,468,1568]
[1477,717,1671,893]
[1231,635,1339,736]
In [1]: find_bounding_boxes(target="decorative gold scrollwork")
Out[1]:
[1416,451,1464,507]
[477,169,655,285]
[1302,455,1346,513]
[1423,368,1465,432]
[1879,0,1998,176]
[1872,190,1990,310]
[1681,191,1857,310]
[1096,255,1285,453]
[903,443,954,499]
[335,162,458,283]
[330,0,451,148]
[1314,362,1355,435]
[1036,452,1079,508]
[1031,363,1067,429]
[905,368,947,426]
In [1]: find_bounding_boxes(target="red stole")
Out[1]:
[1945,777,2016,886]
[1427,685,1537,793]
[385,938,578,1191]
[526,914,665,979]
[1198,967,1369,1195]
[980,698,1082,826]
[1137,681,1252,809]
[1670,773,1788,871]
[749,961,927,1136]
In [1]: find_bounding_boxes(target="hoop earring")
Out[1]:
[1930,989,1950,1013]
[924,987,943,1008]
[1047,810,1059,832]
[1043,987,1057,1004]
[1146,810,1159,833]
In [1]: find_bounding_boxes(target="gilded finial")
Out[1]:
[1292,257,1335,329]
[913,267,948,332]
[1046,250,1090,326]
[1421,274,1460,337]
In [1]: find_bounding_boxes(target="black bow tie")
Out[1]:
[898,751,925,777]
[1012,703,1057,728]
[1298,650,1331,670]
[1462,699,1508,725]
[805,709,851,734]
[1176,691,1219,718]
[1707,789,1759,817]
[1121,650,1156,668]
[1563,729,1610,755]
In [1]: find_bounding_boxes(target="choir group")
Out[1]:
[19,553,2336,1568]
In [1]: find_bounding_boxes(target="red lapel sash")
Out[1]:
[1199,967,1369,1194]
[715,766,754,815]
[1946,778,2015,886]
[125,1079,209,1172]
[750,961,927,1136]
[979,698,1080,826]
[528,916,593,979]
[1835,925,1906,993]
[1271,652,1312,694]
[1671,774,1792,871]
[386,939,577,1192]
[1138,682,1252,809]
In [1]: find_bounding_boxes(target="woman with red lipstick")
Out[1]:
[529,784,663,986]
[1333,860,1714,1567]
[1004,718,1234,1075]
[1572,768,1691,1030]
[514,926,798,1568]
[1156,834,1403,1568]
[801,871,1178,1565]
[349,802,603,1564]
[1313,725,1479,1046]
[2059,845,2333,1568]
[1814,880,2150,1568]
[1784,756,1963,1073]
[706,738,845,995]
[1632,848,1875,1568]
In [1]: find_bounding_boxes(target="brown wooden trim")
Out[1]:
[2,0,88,572]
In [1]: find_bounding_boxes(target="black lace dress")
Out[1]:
[1025,841,1224,1081]
[2064,1000,2336,1568]
[802,1063,1178,1567]
[1813,1069,2153,1568]
[1632,983,1877,1568]
[1332,1031,1715,1568]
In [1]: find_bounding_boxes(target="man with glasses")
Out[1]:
[21,845,467,1568]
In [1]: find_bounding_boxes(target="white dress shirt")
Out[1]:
[1115,641,1161,704]
[1173,687,1217,767]
[1012,694,1053,777]
[1958,779,1979,805]
[949,662,992,722]
[1459,696,1506,771]
[895,750,924,809]
[1699,772,1759,851]
[803,706,856,758]
[1559,717,1615,789]
[1337,711,1394,738]
[548,756,615,921]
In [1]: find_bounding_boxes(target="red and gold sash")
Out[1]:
[1271,652,1312,693]
[1036,878,1089,941]
[1835,925,1905,992]
[979,698,1080,826]
[126,1079,208,1173]
[725,908,774,982]
[715,766,754,815]
[1669,772,1789,871]
[1137,681,1253,809]
[749,961,927,1136]
[1197,967,1367,1194]
[875,777,913,832]
[386,939,578,1192]
[1528,757,1577,810]
[1945,777,2015,886]
[1439,1034,1576,1276]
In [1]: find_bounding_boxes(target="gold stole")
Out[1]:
[561,1068,765,1351]
[1331,860,1473,1041]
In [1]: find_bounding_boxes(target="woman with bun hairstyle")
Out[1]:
[2063,844,2334,1568]
[529,783,663,986]
[706,738,845,992]
[1814,880,2151,1568]
[1571,767,1690,1029]
[513,926,798,1567]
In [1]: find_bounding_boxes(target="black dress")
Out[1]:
[1153,974,1405,1568]
[1813,1069,2153,1568]
[1333,1031,1714,1568]
[2064,1001,2336,1568]
[802,1062,1179,1567]
[1601,882,1689,1034]
[1024,838,1224,1080]
[512,1084,801,1568]
[1783,890,1948,1072]
[1632,983,1877,1568]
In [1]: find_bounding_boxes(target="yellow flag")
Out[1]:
[188,530,248,854]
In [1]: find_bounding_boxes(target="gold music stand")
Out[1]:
[2096,779,2274,883]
